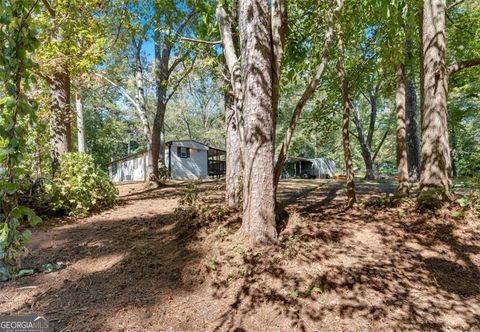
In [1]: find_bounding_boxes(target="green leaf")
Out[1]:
[457,197,470,208]
[20,229,32,243]
[2,182,17,195]
[29,215,41,226]
[16,269,35,277]
[0,223,9,243]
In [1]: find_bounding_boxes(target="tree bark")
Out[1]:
[75,92,85,153]
[217,5,246,208]
[419,0,451,192]
[404,40,421,182]
[270,0,287,144]
[50,67,72,172]
[396,65,409,194]
[225,83,243,208]
[150,17,171,181]
[336,32,356,209]
[217,5,244,144]
[447,58,480,76]
[239,0,276,243]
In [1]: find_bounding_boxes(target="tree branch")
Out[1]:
[94,72,140,109]
[166,57,197,103]
[179,36,222,45]
[41,0,56,17]
[372,126,390,163]
[168,52,188,75]
[448,58,480,76]
[447,0,464,11]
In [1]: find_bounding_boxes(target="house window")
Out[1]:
[177,146,190,158]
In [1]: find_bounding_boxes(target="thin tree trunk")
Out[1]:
[404,40,421,182]
[420,0,451,193]
[270,0,287,148]
[75,92,86,153]
[150,25,170,181]
[366,89,378,150]
[225,83,243,208]
[450,123,457,178]
[336,32,356,209]
[217,4,244,145]
[351,107,375,180]
[240,0,276,243]
[133,40,152,156]
[217,5,244,209]
[396,65,409,194]
[50,67,72,172]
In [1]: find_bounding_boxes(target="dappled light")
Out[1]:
[1,0,479,331]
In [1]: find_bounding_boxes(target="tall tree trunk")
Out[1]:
[396,65,409,194]
[336,32,356,209]
[239,0,276,243]
[149,103,166,181]
[404,40,421,182]
[133,40,154,179]
[75,92,85,153]
[225,83,243,208]
[50,67,72,172]
[420,0,451,193]
[150,26,170,181]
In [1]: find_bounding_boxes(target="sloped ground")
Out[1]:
[1,179,479,331]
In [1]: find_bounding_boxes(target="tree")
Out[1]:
[350,80,385,180]
[224,79,243,208]
[150,0,199,182]
[336,29,356,209]
[419,0,451,193]
[404,40,421,183]
[238,0,277,242]
[75,92,86,153]
[396,65,409,193]
[37,0,105,172]
[216,4,244,208]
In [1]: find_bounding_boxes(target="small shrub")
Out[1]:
[42,153,117,215]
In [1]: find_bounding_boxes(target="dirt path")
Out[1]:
[1,179,479,331]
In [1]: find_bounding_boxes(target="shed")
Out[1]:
[108,140,226,182]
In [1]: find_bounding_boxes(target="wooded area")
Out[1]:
[1,0,480,330]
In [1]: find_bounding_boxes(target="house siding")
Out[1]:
[108,140,210,182]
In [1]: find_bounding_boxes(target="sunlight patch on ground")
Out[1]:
[72,253,125,274]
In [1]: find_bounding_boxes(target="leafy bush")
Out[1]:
[42,153,118,215]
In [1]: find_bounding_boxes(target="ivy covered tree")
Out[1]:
[1,0,42,269]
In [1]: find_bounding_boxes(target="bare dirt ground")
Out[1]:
[1,179,480,332]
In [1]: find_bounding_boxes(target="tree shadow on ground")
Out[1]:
[1,184,214,331]
[208,181,480,331]
[2,180,479,331]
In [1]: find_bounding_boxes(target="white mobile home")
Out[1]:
[108,140,225,182]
